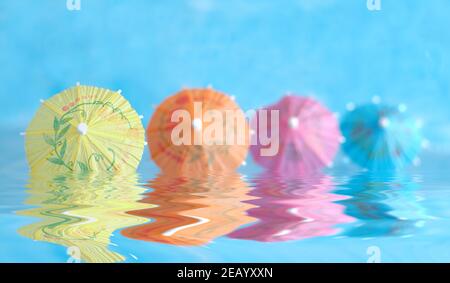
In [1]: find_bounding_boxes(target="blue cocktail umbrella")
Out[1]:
[340,102,423,171]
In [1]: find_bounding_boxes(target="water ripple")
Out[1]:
[17,171,150,263]
[334,170,432,238]
[228,172,355,242]
[121,171,256,246]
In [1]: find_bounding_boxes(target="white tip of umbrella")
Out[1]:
[144,141,148,146]
[286,91,293,96]
[139,115,144,119]
[339,136,346,144]
[207,84,213,89]
[76,82,80,86]
[20,132,26,136]
[413,157,421,167]
[346,102,355,112]
[288,117,299,129]
[327,162,334,168]
[371,96,381,104]
[117,89,122,94]
[230,95,236,101]
[241,161,247,166]
[77,123,88,135]
[421,139,430,149]
[249,129,256,136]
[40,99,45,103]
[379,117,390,128]
[398,103,407,113]
[192,118,203,131]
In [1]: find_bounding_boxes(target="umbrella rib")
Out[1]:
[104,139,139,170]
[84,135,118,171]
[41,100,64,118]
[25,129,56,136]
[27,130,78,170]
[71,133,83,171]
[89,130,144,149]
[367,130,383,169]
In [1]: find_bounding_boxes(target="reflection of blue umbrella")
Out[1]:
[340,103,423,170]
[336,171,429,238]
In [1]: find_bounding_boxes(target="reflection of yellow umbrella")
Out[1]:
[122,172,256,246]
[17,171,152,263]
[25,84,145,173]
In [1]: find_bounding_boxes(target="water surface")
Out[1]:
[1,129,450,263]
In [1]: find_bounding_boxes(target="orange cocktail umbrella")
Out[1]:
[147,88,249,173]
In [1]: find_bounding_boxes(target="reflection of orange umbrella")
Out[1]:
[147,88,249,173]
[121,172,256,246]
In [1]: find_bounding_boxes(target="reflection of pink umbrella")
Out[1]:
[250,95,341,175]
[227,172,355,242]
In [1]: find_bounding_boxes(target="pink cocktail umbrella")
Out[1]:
[227,172,355,242]
[250,95,341,175]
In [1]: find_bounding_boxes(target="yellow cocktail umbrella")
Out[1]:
[25,84,145,173]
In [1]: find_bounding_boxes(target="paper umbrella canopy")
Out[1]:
[25,85,145,173]
[250,95,341,175]
[147,88,249,173]
[340,103,423,170]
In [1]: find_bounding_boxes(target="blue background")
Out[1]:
[1,0,449,150]
[1,0,450,263]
